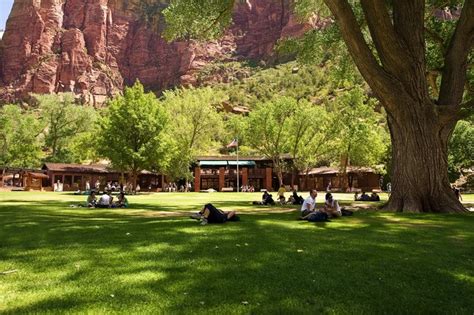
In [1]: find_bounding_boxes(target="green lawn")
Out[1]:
[0,192,473,314]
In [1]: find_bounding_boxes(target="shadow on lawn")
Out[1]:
[0,201,473,314]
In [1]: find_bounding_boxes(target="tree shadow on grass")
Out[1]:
[0,202,473,314]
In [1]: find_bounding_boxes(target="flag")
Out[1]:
[226,139,238,148]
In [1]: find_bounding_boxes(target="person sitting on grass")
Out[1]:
[263,191,276,205]
[86,191,97,208]
[97,191,113,208]
[299,190,332,222]
[354,191,370,201]
[292,189,304,205]
[321,193,342,218]
[114,192,128,208]
[253,191,275,205]
[277,184,286,204]
[190,203,239,225]
[370,192,380,201]
[452,185,463,201]
[301,189,318,217]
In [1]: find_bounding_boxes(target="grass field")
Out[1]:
[0,191,473,314]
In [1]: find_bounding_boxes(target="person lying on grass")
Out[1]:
[190,203,239,225]
[354,191,380,201]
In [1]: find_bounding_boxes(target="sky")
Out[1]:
[0,0,14,30]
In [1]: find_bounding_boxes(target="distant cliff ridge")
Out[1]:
[0,0,318,105]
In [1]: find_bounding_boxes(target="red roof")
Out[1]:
[27,172,50,179]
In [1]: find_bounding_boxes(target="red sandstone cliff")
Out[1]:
[0,0,318,105]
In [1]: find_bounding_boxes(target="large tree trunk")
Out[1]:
[0,167,5,187]
[323,0,473,213]
[383,105,466,213]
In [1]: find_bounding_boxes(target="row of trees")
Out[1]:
[1,81,392,189]
[1,82,471,196]
[161,0,473,212]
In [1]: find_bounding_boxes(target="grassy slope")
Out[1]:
[0,192,473,314]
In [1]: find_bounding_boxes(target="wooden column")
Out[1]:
[194,167,201,192]
[265,167,273,191]
[242,167,248,186]
[219,167,225,191]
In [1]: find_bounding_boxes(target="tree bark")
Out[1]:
[0,167,5,187]
[384,102,466,213]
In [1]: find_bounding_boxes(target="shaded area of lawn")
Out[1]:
[0,193,473,314]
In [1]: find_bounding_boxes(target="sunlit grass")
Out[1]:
[0,192,473,313]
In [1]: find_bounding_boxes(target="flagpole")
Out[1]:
[236,137,239,193]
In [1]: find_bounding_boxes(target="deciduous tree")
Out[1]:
[0,105,43,185]
[163,0,473,212]
[99,81,170,192]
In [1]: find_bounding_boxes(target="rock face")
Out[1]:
[0,0,317,105]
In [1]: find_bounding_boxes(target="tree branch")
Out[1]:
[203,0,235,35]
[360,0,411,75]
[424,27,447,52]
[438,0,474,106]
[322,0,406,113]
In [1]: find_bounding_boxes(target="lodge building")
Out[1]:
[193,156,281,192]
[1,157,382,192]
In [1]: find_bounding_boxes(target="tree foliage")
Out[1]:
[328,87,387,169]
[0,105,43,169]
[448,118,474,181]
[36,93,96,162]
[246,97,298,185]
[163,0,473,212]
[161,87,226,180]
[99,81,170,188]
[163,0,234,40]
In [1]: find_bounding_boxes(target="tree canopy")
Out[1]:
[163,0,473,212]
[36,93,96,162]
[0,105,43,170]
[99,81,170,190]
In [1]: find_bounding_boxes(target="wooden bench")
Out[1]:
[221,187,234,192]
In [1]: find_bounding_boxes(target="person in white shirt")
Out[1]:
[97,191,113,208]
[301,189,318,217]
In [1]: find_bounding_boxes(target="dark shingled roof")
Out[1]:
[302,166,378,175]
[42,163,113,174]
[42,163,157,175]
[196,154,292,162]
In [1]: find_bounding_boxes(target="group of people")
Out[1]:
[164,182,192,192]
[86,191,128,208]
[354,191,380,201]
[253,187,305,206]
[277,185,305,205]
[192,189,352,225]
[300,190,349,222]
[84,180,140,194]
[240,185,256,192]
